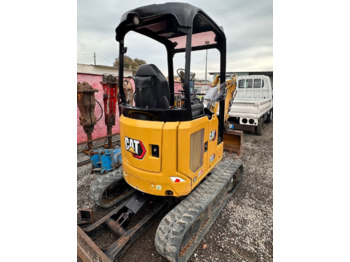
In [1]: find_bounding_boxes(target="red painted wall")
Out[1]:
[77,74,182,144]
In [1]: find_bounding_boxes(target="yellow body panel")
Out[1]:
[120,116,164,172]
[120,115,224,197]
[207,114,222,169]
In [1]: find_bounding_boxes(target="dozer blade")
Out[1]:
[223,130,243,156]
[155,160,243,262]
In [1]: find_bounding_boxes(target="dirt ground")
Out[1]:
[77,121,273,262]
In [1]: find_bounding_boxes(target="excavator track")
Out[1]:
[90,168,135,209]
[155,160,243,262]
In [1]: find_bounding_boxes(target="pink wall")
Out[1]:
[77,73,135,144]
[174,81,182,93]
[77,75,182,144]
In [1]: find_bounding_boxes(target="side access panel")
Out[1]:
[177,117,208,182]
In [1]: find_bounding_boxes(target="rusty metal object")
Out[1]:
[77,159,91,167]
[100,75,134,149]
[223,130,243,156]
[77,226,111,262]
[106,212,129,237]
[123,78,134,105]
[101,75,118,149]
[77,133,120,146]
[77,194,170,262]
[77,82,98,152]
[77,209,95,226]
[105,128,113,149]
[105,202,166,260]
[77,133,120,154]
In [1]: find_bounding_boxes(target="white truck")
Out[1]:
[227,75,273,135]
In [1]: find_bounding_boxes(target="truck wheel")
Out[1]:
[265,109,273,123]
[255,118,262,136]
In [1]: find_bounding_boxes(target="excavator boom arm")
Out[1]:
[210,74,237,123]
[210,74,242,156]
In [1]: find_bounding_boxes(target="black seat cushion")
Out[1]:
[191,102,204,117]
[134,64,170,109]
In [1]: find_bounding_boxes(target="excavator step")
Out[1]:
[155,160,243,262]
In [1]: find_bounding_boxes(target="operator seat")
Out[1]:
[134,64,170,109]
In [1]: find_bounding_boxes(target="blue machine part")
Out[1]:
[90,148,122,174]
[189,80,194,95]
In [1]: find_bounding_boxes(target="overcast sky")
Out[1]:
[77,0,273,80]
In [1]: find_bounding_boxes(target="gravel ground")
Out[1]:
[77,121,273,261]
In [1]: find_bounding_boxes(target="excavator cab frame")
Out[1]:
[115,2,227,143]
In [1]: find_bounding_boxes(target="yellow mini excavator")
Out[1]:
[79,3,243,262]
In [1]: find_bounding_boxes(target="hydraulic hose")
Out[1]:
[95,99,103,122]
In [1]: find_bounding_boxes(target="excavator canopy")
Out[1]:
[115,2,227,142]
[115,2,225,52]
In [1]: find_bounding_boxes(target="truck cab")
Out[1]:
[228,75,273,135]
[236,75,272,100]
